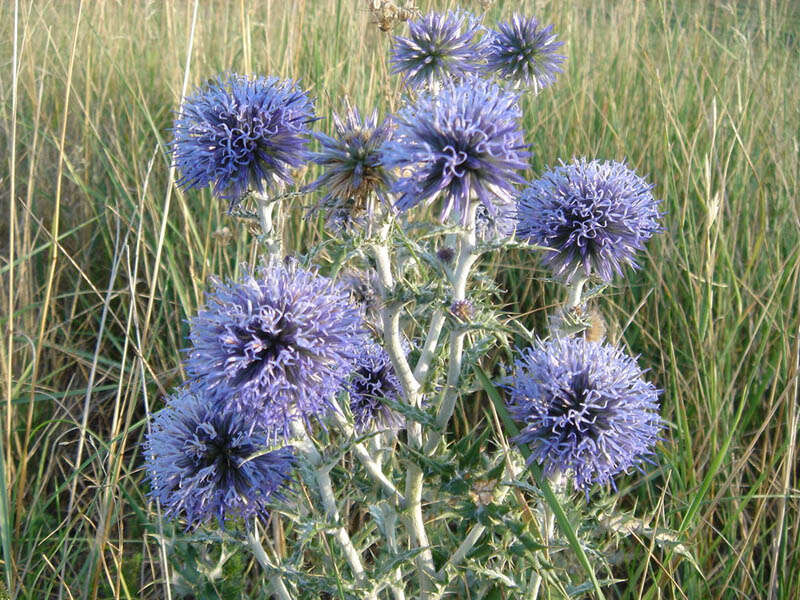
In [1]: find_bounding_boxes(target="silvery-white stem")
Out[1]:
[405,462,435,596]
[451,202,480,300]
[369,224,435,594]
[289,422,373,596]
[246,528,293,600]
[565,277,588,312]
[426,201,480,454]
[254,190,284,260]
[371,224,420,399]
[412,309,445,384]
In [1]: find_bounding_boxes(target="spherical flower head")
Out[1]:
[144,386,295,529]
[172,73,315,207]
[348,341,404,433]
[391,10,486,89]
[485,15,565,92]
[505,337,662,494]
[516,158,663,282]
[382,77,530,225]
[308,102,394,206]
[450,299,475,322]
[186,261,366,437]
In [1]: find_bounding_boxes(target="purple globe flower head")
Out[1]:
[485,15,565,93]
[505,336,662,494]
[186,261,367,437]
[144,386,295,530]
[382,76,530,226]
[348,340,405,433]
[515,158,663,282]
[391,10,486,89]
[307,101,395,221]
[172,73,315,208]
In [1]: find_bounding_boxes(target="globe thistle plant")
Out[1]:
[515,158,663,282]
[505,336,662,494]
[185,261,366,437]
[144,386,295,529]
[485,15,565,92]
[348,341,405,433]
[390,10,486,89]
[172,73,315,207]
[307,102,394,221]
[383,77,530,225]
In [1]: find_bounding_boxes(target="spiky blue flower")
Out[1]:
[172,73,315,207]
[390,10,486,89]
[515,158,663,282]
[307,103,394,221]
[382,77,529,225]
[505,337,662,493]
[144,386,295,529]
[186,262,366,437]
[348,341,404,433]
[485,15,565,92]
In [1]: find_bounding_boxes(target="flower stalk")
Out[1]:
[426,200,480,454]
[370,222,437,595]
[255,190,284,260]
[290,422,375,598]
[246,528,294,600]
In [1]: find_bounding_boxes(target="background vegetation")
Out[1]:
[1,0,798,598]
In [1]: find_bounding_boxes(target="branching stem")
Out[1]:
[254,190,284,260]
[426,201,480,454]
[290,422,375,598]
[246,527,293,600]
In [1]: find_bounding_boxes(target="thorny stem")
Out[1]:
[565,276,588,312]
[412,309,445,384]
[254,190,284,260]
[426,200,480,454]
[290,422,375,598]
[372,223,420,399]
[246,527,293,600]
[370,222,436,595]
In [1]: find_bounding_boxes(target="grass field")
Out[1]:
[1,0,799,598]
